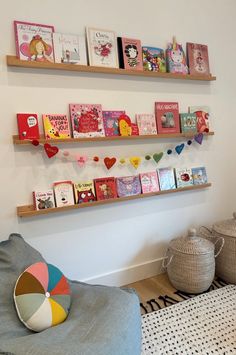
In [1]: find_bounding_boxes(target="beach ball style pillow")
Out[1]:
[14,262,71,332]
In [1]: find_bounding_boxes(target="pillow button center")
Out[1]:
[45,292,50,298]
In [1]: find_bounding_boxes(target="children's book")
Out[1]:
[187,43,210,76]
[180,113,197,134]
[116,175,141,197]
[136,114,157,135]
[155,102,180,134]
[42,114,71,139]
[131,123,139,136]
[191,167,208,185]
[74,181,96,204]
[53,33,87,65]
[17,113,40,140]
[102,110,125,136]
[86,27,119,68]
[166,37,188,74]
[33,190,55,210]
[175,168,193,188]
[14,21,54,62]
[189,106,210,133]
[140,172,159,193]
[94,177,117,200]
[142,46,166,72]
[117,37,143,70]
[157,167,176,191]
[118,114,132,136]
[53,181,75,207]
[69,104,105,138]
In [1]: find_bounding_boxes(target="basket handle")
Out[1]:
[199,225,213,237]
[214,237,225,258]
[162,254,173,269]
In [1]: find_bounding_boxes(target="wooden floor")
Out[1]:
[125,272,176,303]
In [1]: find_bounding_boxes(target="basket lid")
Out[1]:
[213,212,236,238]
[169,228,214,255]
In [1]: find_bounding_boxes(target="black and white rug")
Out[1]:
[141,285,236,354]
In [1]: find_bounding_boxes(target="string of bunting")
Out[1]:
[31,132,204,170]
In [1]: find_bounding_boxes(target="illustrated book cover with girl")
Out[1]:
[74,181,96,204]
[17,113,40,140]
[69,103,105,138]
[33,190,55,210]
[86,27,119,68]
[157,167,176,191]
[188,106,210,133]
[140,171,159,193]
[116,175,141,197]
[102,110,125,136]
[142,47,166,72]
[155,102,180,134]
[14,20,54,62]
[187,43,210,76]
[117,37,143,70]
[53,181,75,207]
[42,114,71,139]
[53,33,87,65]
[175,168,193,188]
[94,177,117,200]
[136,113,157,135]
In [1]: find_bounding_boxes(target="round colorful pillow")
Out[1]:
[14,262,71,332]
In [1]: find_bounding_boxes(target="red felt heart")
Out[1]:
[104,157,116,170]
[44,143,59,158]
[31,140,39,146]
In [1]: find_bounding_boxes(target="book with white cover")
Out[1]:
[53,33,87,64]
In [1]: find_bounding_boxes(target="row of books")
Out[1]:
[14,21,210,76]
[33,167,207,210]
[17,104,210,140]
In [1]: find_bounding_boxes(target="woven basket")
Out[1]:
[164,228,223,294]
[200,212,236,284]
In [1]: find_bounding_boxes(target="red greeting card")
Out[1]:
[17,113,40,140]
[155,102,180,134]
[94,177,117,200]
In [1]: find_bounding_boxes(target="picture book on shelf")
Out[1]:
[131,123,139,135]
[157,167,176,191]
[136,114,157,135]
[69,104,105,138]
[140,171,159,193]
[86,27,119,68]
[155,102,180,134]
[33,190,55,210]
[53,181,75,207]
[42,114,71,139]
[187,43,210,76]
[53,33,87,65]
[189,106,210,133]
[180,113,197,134]
[142,46,166,72]
[118,114,132,136]
[94,177,117,200]
[117,37,143,70]
[14,20,54,62]
[17,113,39,140]
[175,168,193,188]
[74,181,96,204]
[102,110,125,136]
[191,167,208,185]
[166,37,188,74]
[116,175,141,197]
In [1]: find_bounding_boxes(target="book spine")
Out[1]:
[117,37,125,69]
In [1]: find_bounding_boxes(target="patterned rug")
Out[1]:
[141,284,236,354]
[140,277,228,315]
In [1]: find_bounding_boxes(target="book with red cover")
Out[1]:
[17,113,40,140]
[94,177,117,200]
[187,43,210,76]
[155,102,180,134]
[69,103,105,138]
[117,37,143,70]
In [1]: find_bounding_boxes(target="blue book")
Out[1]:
[192,167,208,185]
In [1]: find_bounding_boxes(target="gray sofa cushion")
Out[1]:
[0,234,141,355]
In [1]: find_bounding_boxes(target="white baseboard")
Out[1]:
[82,257,165,287]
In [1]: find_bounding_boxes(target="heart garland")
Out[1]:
[129,157,141,169]
[104,157,117,170]
[194,133,204,145]
[76,155,88,167]
[44,143,59,158]
[153,152,164,164]
[175,143,185,155]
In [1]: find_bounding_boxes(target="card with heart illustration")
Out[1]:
[94,177,117,201]
[116,175,141,197]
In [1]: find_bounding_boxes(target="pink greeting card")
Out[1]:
[102,110,125,136]
[136,114,157,135]
[140,172,160,193]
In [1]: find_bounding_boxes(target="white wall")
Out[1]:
[1,0,236,286]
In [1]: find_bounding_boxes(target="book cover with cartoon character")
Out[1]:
[94,177,117,200]
[74,181,96,204]
[42,114,71,139]
[175,168,193,188]
[155,102,180,134]
[53,181,75,207]
[142,46,166,72]
[117,37,143,70]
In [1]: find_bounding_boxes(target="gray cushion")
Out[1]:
[0,234,141,355]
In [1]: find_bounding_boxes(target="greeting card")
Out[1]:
[180,113,197,134]
[136,114,157,135]
[102,110,125,136]
[94,177,117,200]
[74,181,96,204]
[33,190,55,210]
[175,168,193,188]
[17,113,39,140]
[42,114,71,139]
[191,167,208,185]
[140,172,159,193]
[53,181,75,207]
[53,33,87,65]
[116,175,141,197]
[189,106,210,133]
[187,43,210,76]
[157,167,176,191]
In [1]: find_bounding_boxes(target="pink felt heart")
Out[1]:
[44,143,59,158]
[77,155,88,167]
